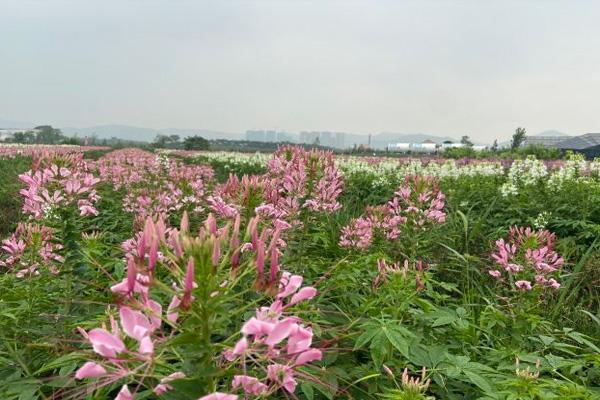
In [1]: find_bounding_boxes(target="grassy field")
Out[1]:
[0,145,599,399]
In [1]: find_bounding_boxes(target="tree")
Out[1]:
[460,135,474,147]
[491,139,499,152]
[33,125,64,144]
[183,135,210,150]
[511,127,527,150]
[169,134,181,145]
[154,134,183,149]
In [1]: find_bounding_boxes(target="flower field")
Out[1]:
[0,144,599,399]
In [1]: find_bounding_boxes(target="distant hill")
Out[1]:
[534,130,570,137]
[61,124,243,142]
[60,125,460,148]
[0,118,35,129]
[3,118,489,148]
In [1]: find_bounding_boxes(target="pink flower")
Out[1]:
[182,257,195,307]
[198,393,238,400]
[232,375,268,396]
[74,362,107,379]
[267,364,297,393]
[488,270,501,279]
[167,295,181,323]
[339,217,374,249]
[79,204,99,216]
[87,328,126,358]
[515,280,532,291]
[265,318,298,347]
[148,238,159,271]
[505,263,522,273]
[289,287,317,305]
[295,348,322,365]
[232,337,248,356]
[120,306,153,341]
[241,317,274,337]
[154,372,186,395]
[287,325,313,354]
[489,226,563,293]
[115,384,134,400]
[547,278,561,289]
[278,273,303,299]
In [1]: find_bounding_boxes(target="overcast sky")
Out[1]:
[2,0,600,141]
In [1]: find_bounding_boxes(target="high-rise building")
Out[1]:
[264,130,277,142]
[320,131,333,147]
[298,131,347,148]
[246,130,265,142]
[335,132,345,149]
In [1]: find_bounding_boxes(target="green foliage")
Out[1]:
[184,135,210,151]
[0,157,31,235]
[511,127,527,151]
[1,151,599,399]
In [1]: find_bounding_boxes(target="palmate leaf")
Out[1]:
[384,327,410,358]
[565,330,600,353]
[370,331,388,367]
[354,326,380,351]
[355,319,418,367]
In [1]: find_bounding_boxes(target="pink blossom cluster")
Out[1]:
[340,175,446,249]
[391,175,446,225]
[75,216,191,398]
[75,211,282,398]
[489,226,564,291]
[0,222,64,277]
[19,161,101,219]
[91,149,159,189]
[220,271,321,397]
[0,144,108,159]
[243,215,293,291]
[91,148,214,223]
[259,146,344,222]
[208,174,265,219]
[339,216,376,249]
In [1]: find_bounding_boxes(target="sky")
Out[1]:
[2,0,600,142]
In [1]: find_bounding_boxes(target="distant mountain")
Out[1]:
[61,124,158,141]
[4,118,487,148]
[0,118,35,129]
[60,126,459,148]
[61,124,243,142]
[533,130,570,137]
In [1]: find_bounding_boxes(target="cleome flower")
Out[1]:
[221,271,321,397]
[340,175,446,249]
[489,226,564,292]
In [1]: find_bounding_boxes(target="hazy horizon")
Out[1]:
[3,1,600,141]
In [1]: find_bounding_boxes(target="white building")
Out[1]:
[387,141,438,153]
[387,143,411,152]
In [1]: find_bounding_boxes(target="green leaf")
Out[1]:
[354,327,378,350]
[384,328,410,358]
[567,331,600,353]
[463,370,494,394]
[369,332,387,367]
[301,382,314,400]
